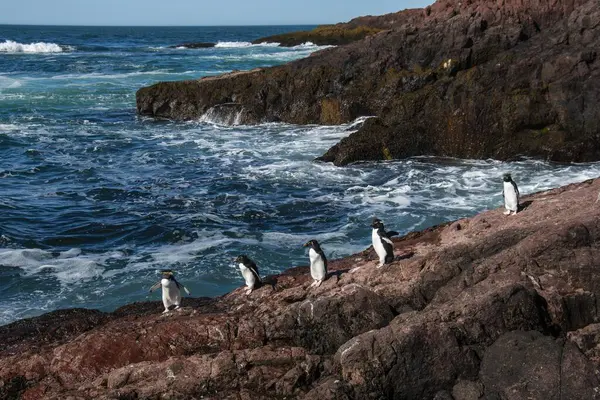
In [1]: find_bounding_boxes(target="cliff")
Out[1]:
[136,0,600,165]
[2,177,600,399]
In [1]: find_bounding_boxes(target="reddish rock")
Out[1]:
[1,177,600,398]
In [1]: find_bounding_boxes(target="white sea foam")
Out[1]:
[0,248,106,284]
[199,105,247,126]
[0,75,23,90]
[196,48,327,62]
[0,40,69,53]
[48,70,184,80]
[292,42,326,49]
[214,41,280,48]
[0,124,19,131]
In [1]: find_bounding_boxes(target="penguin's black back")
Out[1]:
[245,259,261,282]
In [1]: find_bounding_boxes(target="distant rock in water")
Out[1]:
[251,24,384,47]
[168,42,216,49]
[2,177,600,398]
[137,0,600,165]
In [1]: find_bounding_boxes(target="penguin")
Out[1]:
[502,173,520,215]
[371,218,397,268]
[235,255,261,295]
[303,239,327,288]
[149,269,190,313]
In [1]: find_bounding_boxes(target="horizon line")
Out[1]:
[0,22,327,28]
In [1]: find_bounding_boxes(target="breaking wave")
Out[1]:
[0,40,71,53]
[214,41,280,48]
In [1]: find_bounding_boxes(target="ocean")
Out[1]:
[0,24,599,326]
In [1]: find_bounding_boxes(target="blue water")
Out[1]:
[1,25,599,325]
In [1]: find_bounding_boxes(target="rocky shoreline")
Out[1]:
[1,177,600,399]
[137,0,600,165]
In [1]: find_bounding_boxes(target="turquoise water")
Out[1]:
[1,25,599,325]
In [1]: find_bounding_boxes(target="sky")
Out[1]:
[1,0,432,26]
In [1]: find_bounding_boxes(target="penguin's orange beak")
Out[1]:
[303,242,310,247]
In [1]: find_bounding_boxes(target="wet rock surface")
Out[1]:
[137,0,600,164]
[1,177,600,399]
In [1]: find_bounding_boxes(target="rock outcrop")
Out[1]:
[2,177,600,399]
[251,10,423,46]
[251,25,384,47]
[137,0,600,165]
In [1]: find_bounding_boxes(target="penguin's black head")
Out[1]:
[235,255,250,264]
[160,269,174,279]
[503,173,512,182]
[303,239,319,249]
[371,218,384,229]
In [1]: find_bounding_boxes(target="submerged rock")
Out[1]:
[168,42,216,49]
[1,177,600,398]
[137,0,600,164]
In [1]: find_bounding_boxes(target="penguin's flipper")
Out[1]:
[182,285,191,295]
[149,281,161,293]
[248,261,261,283]
[387,231,399,237]
[512,181,520,202]
[315,247,328,274]
[378,230,394,263]
[381,236,394,246]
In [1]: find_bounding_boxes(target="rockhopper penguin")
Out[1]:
[235,255,261,295]
[149,269,190,313]
[371,218,398,268]
[502,173,520,215]
[303,239,327,288]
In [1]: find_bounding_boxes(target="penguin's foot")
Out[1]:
[315,280,323,288]
[245,288,253,295]
[162,309,170,314]
[511,211,518,216]
[174,305,180,310]
[349,266,361,273]
[503,210,511,215]
[309,280,317,288]
[376,263,385,269]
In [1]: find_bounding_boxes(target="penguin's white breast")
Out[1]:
[309,248,322,263]
[372,229,387,253]
[239,263,255,285]
[504,182,518,205]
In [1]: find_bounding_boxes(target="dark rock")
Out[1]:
[452,379,483,400]
[433,391,454,400]
[168,42,216,49]
[252,25,384,47]
[2,178,600,398]
[0,308,109,355]
[480,331,599,399]
[137,0,600,164]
